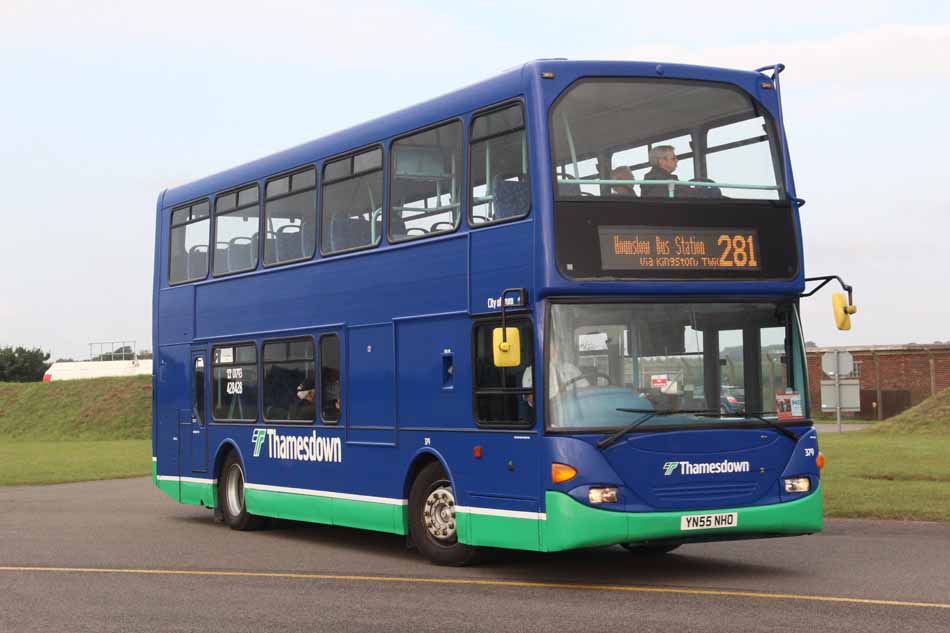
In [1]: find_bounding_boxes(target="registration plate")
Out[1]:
[680,512,738,531]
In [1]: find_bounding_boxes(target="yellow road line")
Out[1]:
[1,565,948,610]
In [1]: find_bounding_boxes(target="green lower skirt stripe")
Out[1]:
[245,487,407,535]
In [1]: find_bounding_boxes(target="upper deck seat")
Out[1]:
[227,236,254,272]
[492,177,530,220]
[330,214,371,252]
[214,242,229,274]
[558,181,582,196]
[186,245,208,280]
[276,224,303,261]
[170,253,187,282]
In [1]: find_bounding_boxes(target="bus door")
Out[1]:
[188,351,209,473]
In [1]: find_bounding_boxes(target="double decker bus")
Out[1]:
[152,59,856,565]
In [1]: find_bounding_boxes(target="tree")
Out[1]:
[137,350,153,360]
[0,346,52,382]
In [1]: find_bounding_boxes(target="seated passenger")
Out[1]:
[640,145,680,198]
[686,177,723,199]
[321,367,341,419]
[610,166,638,197]
[293,379,317,420]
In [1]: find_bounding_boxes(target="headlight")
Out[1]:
[784,477,811,493]
[588,487,619,504]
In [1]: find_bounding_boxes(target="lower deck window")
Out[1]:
[319,335,341,423]
[212,343,258,422]
[472,319,534,427]
[262,338,315,422]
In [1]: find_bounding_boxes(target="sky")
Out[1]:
[1,0,949,359]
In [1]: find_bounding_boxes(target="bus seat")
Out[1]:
[214,242,229,275]
[389,214,407,241]
[170,253,187,282]
[187,245,208,279]
[276,224,303,261]
[492,177,530,219]
[263,231,277,265]
[558,181,582,196]
[228,236,254,271]
[330,215,371,251]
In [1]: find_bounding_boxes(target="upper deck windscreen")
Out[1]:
[551,79,785,200]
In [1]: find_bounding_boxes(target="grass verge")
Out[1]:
[0,375,151,441]
[820,433,950,521]
[0,440,151,486]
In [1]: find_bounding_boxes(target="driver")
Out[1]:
[520,344,590,406]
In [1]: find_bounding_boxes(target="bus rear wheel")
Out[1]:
[409,462,478,566]
[219,453,265,531]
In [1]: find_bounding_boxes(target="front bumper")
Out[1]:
[539,483,822,552]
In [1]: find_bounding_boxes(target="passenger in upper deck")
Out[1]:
[640,146,680,198]
[610,166,638,197]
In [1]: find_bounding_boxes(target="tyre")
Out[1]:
[219,452,265,531]
[621,542,681,555]
[409,462,479,566]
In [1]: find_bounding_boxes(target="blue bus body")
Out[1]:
[152,60,821,558]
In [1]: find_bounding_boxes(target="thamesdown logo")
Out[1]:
[663,460,750,476]
[251,428,267,457]
[250,429,342,463]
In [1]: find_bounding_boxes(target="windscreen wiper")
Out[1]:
[598,409,716,451]
[697,410,800,441]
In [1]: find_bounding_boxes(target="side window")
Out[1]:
[263,167,317,266]
[212,344,258,422]
[390,120,463,241]
[168,200,210,284]
[262,338,315,423]
[321,147,383,255]
[319,335,341,423]
[705,117,781,200]
[213,184,260,276]
[193,356,205,424]
[470,103,530,225]
[472,320,534,427]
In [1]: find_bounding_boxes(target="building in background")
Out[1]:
[806,344,950,419]
[43,359,152,381]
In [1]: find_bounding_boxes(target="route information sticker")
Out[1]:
[776,392,804,420]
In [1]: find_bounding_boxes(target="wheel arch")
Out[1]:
[403,448,455,501]
[213,438,244,480]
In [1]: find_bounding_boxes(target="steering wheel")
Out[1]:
[560,371,612,390]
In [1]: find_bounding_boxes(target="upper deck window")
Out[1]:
[169,199,210,285]
[321,147,383,255]
[389,120,463,241]
[264,167,317,266]
[551,79,784,200]
[213,184,260,276]
[470,103,530,225]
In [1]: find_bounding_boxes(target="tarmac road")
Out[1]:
[1,478,948,633]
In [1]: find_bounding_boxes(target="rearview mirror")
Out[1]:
[832,292,857,331]
[492,327,521,367]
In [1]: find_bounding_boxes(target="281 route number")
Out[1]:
[717,234,759,268]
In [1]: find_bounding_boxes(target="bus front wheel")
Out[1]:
[219,453,265,531]
[409,462,478,566]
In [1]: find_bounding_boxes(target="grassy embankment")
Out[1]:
[820,388,950,521]
[0,376,151,485]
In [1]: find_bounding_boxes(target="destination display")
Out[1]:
[599,226,762,271]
